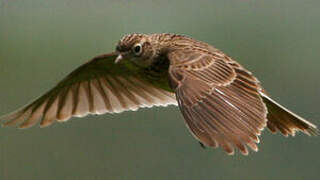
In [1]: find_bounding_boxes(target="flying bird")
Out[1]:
[1,33,318,155]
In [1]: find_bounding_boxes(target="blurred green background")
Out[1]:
[0,0,319,179]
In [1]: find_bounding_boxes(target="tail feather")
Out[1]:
[260,92,318,136]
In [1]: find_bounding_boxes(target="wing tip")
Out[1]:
[304,125,319,136]
[0,110,24,127]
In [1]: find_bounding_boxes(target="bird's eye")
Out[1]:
[132,44,142,56]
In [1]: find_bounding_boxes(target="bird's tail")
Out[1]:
[260,92,318,136]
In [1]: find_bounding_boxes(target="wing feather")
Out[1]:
[57,88,74,121]
[1,53,177,128]
[168,49,267,155]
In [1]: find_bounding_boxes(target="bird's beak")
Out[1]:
[115,54,123,64]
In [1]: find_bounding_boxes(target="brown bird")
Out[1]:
[1,33,318,155]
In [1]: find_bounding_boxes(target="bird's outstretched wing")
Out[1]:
[168,49,267,155]
[1,52,177,128]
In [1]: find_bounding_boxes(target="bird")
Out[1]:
[1,33,318,155]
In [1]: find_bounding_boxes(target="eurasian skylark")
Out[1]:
[1,33,318,155]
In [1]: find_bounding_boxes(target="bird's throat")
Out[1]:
[140,56,173,92]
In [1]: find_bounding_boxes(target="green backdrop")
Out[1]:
[0,0,319,179]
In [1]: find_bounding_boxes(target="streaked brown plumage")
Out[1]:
[1,33,318,155]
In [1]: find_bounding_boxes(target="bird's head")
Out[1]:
[115,33,160,67]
